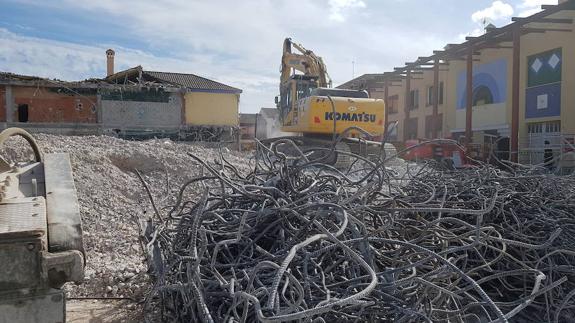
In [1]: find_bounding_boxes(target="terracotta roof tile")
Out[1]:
[143,71,241,93]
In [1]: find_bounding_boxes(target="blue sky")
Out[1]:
[0,0,557,113]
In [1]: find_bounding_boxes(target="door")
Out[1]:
[17,104,29,122]
[527,121,561,164]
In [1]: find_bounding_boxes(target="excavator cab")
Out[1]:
[277,75,318,121]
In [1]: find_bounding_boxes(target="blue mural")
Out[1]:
[456,58,508,110]
[525,83,561,118]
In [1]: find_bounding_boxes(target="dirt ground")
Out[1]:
[66,299,142,323]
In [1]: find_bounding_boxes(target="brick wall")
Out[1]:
[13,86,97,123]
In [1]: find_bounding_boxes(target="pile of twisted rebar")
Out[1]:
[141,138,575,322]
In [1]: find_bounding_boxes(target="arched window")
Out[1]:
[472,86,494,106]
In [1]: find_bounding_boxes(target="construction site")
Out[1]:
[2,0,575,322]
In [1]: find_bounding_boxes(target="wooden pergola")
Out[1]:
[378,0,574,162]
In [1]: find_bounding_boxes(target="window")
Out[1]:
[427,82,444,106]
[286,86,292,110]
[528,123,542,134]
[17,104,29,122]
[425,114,443,139]
[388,95,399,114]
[439,82,444,105]
[296,81,316,101]
[386,121,398,141]
[528,121,561,134]
[546,121,561,133]
[409,90,419,110]
[406,117,418,139]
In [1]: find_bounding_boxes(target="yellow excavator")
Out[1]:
[271,38,393,167]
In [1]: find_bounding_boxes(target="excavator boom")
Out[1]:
[281,38,331,89]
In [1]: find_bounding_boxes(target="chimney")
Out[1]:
[106,49,115,77]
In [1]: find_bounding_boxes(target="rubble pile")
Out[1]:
[1,134,250,300]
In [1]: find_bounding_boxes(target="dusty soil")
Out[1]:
[66,299,142,323]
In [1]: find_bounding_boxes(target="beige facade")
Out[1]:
[184,92,240,126]
[339,2,575,164]
[344,70,448,143]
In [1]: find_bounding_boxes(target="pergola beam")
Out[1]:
[521,27,573,33]
[512,17,573,24]
[432,58,440,139]
[511,26,521,163]
[465,48,473,145]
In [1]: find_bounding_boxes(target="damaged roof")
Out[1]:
[0,71,48,82]
[0,71,100,88]
[144,71,241,94]
[106,66,242,94]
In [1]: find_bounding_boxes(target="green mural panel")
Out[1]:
[527,48,562,88]
[100,88,171,102]
[47,87,98,96]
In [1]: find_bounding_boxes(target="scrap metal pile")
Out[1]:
[142,138,575,322]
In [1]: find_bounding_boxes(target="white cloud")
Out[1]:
[457,28,484,42]
[328,0,366,22]
[519,0,557,8]
[516,0,557,17]
[471,1,514,23]
[460,1,513,41]
[0,28,277,114]
[0,0,452,113]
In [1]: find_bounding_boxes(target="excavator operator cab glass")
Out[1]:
[278,76,319,121]
[296,80,317,101]
[278,83,291,120]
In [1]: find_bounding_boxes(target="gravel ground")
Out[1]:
[1,134,251,302]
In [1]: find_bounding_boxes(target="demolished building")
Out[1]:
[0,49,242,143]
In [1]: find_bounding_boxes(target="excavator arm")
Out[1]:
[281,38,332,88]
[277,38,333,122]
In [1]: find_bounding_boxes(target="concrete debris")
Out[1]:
[0,134,250,301]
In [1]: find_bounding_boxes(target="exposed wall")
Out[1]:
[185,92,239,126]
[240,124,255,140]
[12,86,98,123]
[100,89,182,128]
